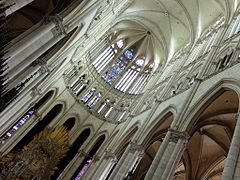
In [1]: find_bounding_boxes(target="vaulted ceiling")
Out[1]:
[115,0,239,68]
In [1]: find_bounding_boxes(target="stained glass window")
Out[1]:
[102,49,134,85]
[74,159,92,180]
[116,39,124,48]
[91,36,152,94]
[97,99,109,114]
[82,88,96,103]
[102,57,127,84]
[136,58,145,66]
[88,93,101,108]
[124,49,134,60]
[1,109,35,144]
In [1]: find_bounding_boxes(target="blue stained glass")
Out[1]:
[102,58,127,85]
[124,50,134,60]
[28,110,34,115]
[102,48,134,85]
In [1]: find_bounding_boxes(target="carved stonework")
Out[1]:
[169,129,189,143]
[104,151,117,160]
[129,142,144,153]
[49,16,67,36]
[30,87,41,97]
[93,154,101,161]
[38,65,49,75]
[0,127,69,180]
[43,15,66,37]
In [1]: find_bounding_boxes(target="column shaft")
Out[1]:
[160,139,186,180]
[144,131,171,180]
[5,23,55,62]
[222,114,240,180]
[152,142,176,180]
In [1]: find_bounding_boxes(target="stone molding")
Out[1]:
[77,149,88,157]
[129,142,144,153]
[43,15,67,36]
[168,129,189,143]
[104,151,117,160]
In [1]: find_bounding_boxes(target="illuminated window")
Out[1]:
[82,88,96,103]
[88,92,101,108]
[91,35,153,94]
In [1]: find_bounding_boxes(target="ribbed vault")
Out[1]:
[173,90,239,180]
[116,0,237,66]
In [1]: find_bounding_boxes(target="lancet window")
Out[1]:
[91,34,155,95]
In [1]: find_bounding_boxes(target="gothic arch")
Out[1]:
[60,113,81,132]
[62,117,76,131]
[200,156,225,180]
[130,108,175,180]
[12,103,64,151]
[114,123,139,156]
[182,78,240,132]
[52,127,91,179]
[70,134,106,179]
[139,105,177,146]
[95,130,109,142]
[45,100,67,127]
[34,89,56,110]
[76,124,95,141]
[176,79,240,180]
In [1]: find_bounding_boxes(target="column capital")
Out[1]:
[129,142,144,153]
[104,151,117,160]
[34,110,42,121]
[105,151,118,163]
[168,129,189,143]
[43,15,66,36]
[30,87,41,97]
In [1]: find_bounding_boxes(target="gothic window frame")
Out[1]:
[81,88,97,103]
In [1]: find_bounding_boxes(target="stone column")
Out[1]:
[84,151,117,180]
[3,0,34,16]
[5,16,67,88]
[222,113,240,180]
[4,22,55,62]
[159,131,188,180]
[144,129,189,180]
[109,142,144,180]
[144,131,171,180]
